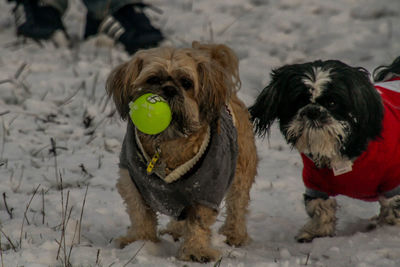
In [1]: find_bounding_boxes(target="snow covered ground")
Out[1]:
[0,0,400,266]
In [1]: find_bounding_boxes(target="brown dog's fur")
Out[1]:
[107,42,258,262]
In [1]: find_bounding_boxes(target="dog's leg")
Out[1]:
[219,108,257,247]
[377,195,400,225]
[159,219,185,241]
[116,168,159,248]
[178,205,220,263]
[219,167,255,246]
[295,196,337,242]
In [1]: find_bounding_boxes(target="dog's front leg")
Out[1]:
[377,195,400,225]
[295,196,337,242]
[219,114,257,247]
[116,168,159,248]
[178,205,220,263]
[159,219,185,241]
[219,169,254,246]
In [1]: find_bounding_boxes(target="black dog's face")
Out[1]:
[250,60,384,167]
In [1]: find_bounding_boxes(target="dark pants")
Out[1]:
[42,0,141,19]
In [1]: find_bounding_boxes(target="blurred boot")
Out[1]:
[84,3,164,54]
[11,0,69,47]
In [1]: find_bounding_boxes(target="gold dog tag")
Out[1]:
[147,151,160,174]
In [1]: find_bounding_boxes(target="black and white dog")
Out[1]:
[250,57,400,242]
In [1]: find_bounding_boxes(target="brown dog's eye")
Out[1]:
[146,76,161,85]
[180,78,193,90]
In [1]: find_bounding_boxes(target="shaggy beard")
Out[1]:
[286,117,350,168]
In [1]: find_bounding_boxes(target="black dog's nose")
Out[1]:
[300,106,321,120]
[162,85,178,98]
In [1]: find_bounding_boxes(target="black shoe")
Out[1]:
[83,12,102,40]
[84,4,164,54]
[12,0,68,44]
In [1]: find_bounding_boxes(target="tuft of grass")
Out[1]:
[214,257,223,267]
[19,184,41,248]
[123,242,146,267]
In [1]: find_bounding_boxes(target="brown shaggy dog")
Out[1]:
[106,42,257,262]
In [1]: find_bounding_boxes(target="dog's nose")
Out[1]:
[301,106,321,120]
[162,85,178,98]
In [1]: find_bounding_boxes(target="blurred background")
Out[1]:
[0,0,399,266]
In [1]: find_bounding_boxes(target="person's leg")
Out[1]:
[10,0,69,45]
[40,0,68,15]
[82,0,164,54]
[82,0,140,20]
[82,0,140,38]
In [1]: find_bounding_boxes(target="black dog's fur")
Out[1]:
[249,59,385,161]
[249,56,400,242]
[374,56,400,82]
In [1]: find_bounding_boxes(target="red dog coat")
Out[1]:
[302,77,400,201]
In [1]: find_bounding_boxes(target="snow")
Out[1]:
[0,0,400,266]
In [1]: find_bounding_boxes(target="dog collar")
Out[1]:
[134,126,211,183]
[304,153,353,175]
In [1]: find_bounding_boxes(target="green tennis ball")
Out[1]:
[129,93,172,135]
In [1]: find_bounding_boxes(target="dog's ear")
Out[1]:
[373,55,400,82]
[196,59,228,122]
[339,65,384,153]
[106,56,144,119]
[249,66,288,138]
[249,84,280,138]
[192,41,241,92]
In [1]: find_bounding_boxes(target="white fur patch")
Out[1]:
[286,111,349,165]
[296,198,337,241]
[302,67,331,102]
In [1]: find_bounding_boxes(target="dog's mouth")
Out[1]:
[306,119,328,129]
[133,87,179,102]
[132,87,201,139]
[285,116,350,167]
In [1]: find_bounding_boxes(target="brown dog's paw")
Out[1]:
[295,232,315,243]
[221,229,249,247]
[115,234,159,248]
[115,235,138,249]
[178,246,221,263]
[225,233,250,247]
[159,229,182,242]
[218,224,249,247]
[159,220,185,241]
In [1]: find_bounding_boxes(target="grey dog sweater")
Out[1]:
[119,109,238,220]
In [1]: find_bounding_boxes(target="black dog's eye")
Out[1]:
[146,76,161,85]
[180,78,193,90]
[327,100,337,110]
